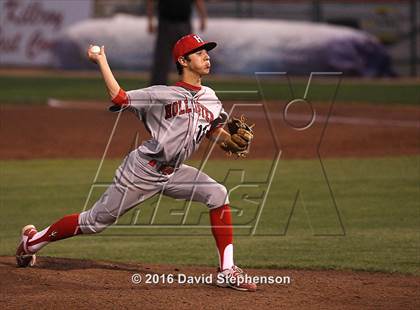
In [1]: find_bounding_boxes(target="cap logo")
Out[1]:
[193,35,204,43]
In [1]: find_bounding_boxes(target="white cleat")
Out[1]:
[216,265,257,292]
[16,224,38,268]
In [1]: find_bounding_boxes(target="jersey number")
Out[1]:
[195,124,210,143]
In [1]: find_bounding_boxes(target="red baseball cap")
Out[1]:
[172,34,217,63]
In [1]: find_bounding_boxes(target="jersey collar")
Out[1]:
[174,81,202,92]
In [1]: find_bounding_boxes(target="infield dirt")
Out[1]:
[0,101,419,160]
[1,256,419,309]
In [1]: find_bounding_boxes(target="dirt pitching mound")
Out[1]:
[1,256,419,309]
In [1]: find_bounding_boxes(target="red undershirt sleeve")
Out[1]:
[111,88,129,106]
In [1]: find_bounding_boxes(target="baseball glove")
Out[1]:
[220,115,254,158]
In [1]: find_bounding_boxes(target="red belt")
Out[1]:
[148,160,175,175]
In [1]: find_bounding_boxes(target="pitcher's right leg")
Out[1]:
[16,151,165,267]
[16,184,155,267]
[78,179,162,234]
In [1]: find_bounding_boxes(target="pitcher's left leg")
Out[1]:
[163,164,256,291]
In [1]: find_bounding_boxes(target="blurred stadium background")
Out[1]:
[0,0,418,76]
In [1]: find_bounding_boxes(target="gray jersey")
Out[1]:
[125,84,227,166]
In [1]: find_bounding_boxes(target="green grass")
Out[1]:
[0,75,419,104]
[0,157,418,274]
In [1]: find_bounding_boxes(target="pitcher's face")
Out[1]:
[186,49,211,76]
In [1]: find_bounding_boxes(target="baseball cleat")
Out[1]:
[216,265,257,292]
[16,224,38,268]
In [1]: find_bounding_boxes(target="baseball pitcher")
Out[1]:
[16,34,256,291]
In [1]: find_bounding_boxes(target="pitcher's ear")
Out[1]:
[178,56,186,65]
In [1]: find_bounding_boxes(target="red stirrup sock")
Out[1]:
[27,213,82,253]
[210,204,234,270]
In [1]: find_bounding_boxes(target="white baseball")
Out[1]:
[90,45,101,54]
